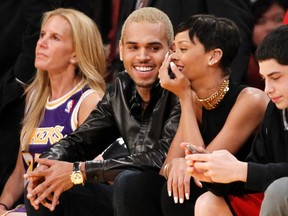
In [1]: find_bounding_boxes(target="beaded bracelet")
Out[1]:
[0,202,8,210]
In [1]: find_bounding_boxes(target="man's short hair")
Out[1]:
[256,25,288,65]
[120,7,174,46]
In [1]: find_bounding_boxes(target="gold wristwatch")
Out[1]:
[70,162,84,185]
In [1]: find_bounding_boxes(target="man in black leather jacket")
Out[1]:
[24,7,180,216]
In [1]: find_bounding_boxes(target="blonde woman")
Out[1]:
[0,8,106,215]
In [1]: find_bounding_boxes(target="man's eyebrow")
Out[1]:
[267,71,281,77]
[124,41,163,46]
[125,41,137,45]
[147,42,163,46]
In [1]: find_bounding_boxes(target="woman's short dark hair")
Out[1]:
[176,14,241,74]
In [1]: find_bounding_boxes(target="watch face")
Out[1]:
[71,172,84,184]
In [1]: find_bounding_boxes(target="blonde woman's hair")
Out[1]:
[21,8,106,150]
[120,7,174,46]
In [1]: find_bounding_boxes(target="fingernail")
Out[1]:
[165,52,169,58]
[170,62,175,68]
[174,196,178,204]
[185,193,190,200]
[27,194,32,198]
[168,191,172,197]
[35,200,39,205]
[179,198,184,204]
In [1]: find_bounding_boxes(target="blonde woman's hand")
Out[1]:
[25,164,48,210]
[0,208,7,216]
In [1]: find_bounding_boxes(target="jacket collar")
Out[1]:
[129,80,162,115]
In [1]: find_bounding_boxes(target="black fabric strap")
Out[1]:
[224,196,237,216]
[73,162,81,172]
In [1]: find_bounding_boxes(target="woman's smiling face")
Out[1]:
[171,30,210,81]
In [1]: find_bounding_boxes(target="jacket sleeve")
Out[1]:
[246,162,288,192]
[85,98,181,183]
[40,93,121,162]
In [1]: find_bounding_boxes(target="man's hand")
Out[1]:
[185,150,248,183]
[24,158,75,211]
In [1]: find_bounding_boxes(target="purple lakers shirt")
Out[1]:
[22,80,95,172]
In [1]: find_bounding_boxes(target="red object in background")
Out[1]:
[107,0,121,64]
[228,193,264,216]
[283,10,288,24]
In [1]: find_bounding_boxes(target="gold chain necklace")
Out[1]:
[196,79,229,110]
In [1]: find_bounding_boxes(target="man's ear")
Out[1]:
[119,40,123,61]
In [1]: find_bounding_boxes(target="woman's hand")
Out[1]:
[0,208,7,216]
[181,142,208,156]
[166,157,192,204]
[158,52,191,99]
[25,163,48,210]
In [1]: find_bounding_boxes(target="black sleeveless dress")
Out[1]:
[200,80,254,161]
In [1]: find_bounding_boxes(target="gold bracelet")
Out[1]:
[163,163,171,180]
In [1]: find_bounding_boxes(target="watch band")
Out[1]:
[73,162,81,172]
[71,162,84,185]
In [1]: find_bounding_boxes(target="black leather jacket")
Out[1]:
[40,71,181,183]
